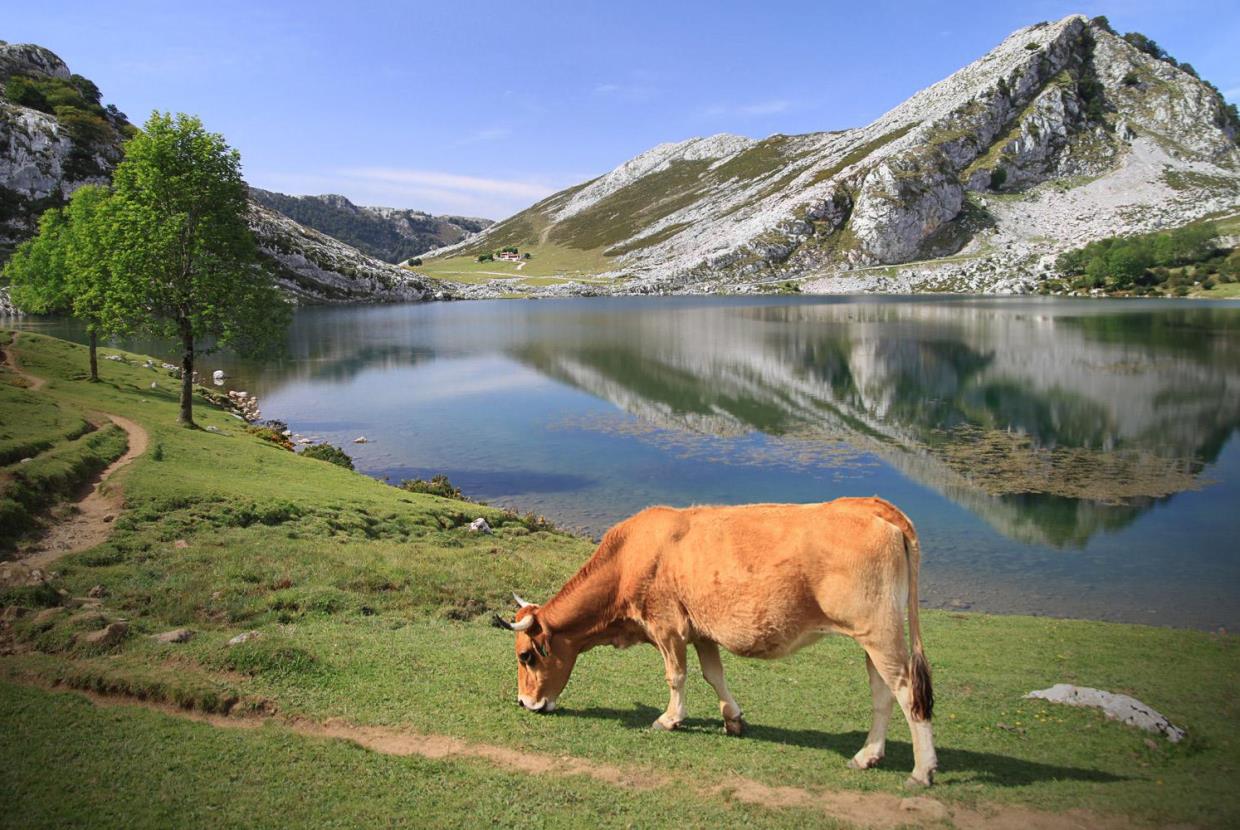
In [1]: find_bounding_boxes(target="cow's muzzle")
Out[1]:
[517,695,556,713]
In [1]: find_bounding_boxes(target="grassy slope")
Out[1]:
[2,331,1239,827]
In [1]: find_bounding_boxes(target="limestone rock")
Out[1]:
[1026,684,1186,741]
[153,628,195,644]
[228,630,261,646]
[468,518,492,534]
[80,621,128,647]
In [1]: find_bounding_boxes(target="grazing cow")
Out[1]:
[494,496,938,787]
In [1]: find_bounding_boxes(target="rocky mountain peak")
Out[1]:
[423,14,1240,296]
[0,42,71,83]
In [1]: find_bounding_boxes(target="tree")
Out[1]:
[106,112,289,426]
[3,185,125,381]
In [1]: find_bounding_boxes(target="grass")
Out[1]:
[0,682,839,829]
[2,331,1240,827]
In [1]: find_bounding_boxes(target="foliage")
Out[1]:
[476,253,493,262]
[299,442,353,469]
[399,473,464,499]
[105,112,290,425]
[1054,222,1229,294]
[3,185,128,380]
[989,167,1007,190]
[245,425,294,451]
[408,257,422,266]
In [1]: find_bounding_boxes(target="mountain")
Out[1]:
[422,15,1240,295]
[0,41,446,305]
[248,188,490,264]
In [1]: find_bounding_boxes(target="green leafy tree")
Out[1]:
[4,185,125,381]
[106,112,289,426]
[1106,244,1152,284]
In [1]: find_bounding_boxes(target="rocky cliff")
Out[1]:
[425,15,1240,295]
[0,41,448,306]
[249,187,490,264]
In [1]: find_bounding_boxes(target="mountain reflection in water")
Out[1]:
[15,296,1240,628]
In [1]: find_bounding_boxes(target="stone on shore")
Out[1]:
[1026,684,1186,742]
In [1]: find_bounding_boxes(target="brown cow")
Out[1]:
[494,496,938,786]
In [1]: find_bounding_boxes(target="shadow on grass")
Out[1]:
[561,704,1129,787]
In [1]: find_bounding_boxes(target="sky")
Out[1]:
[7,1,1239,220]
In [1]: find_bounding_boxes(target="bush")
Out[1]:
[299,443,353,470]
[989,168,1007,190]
[409,257,422,266]
[399,474,465,500]
[1122,72,1140,86]
[245,425,294,451]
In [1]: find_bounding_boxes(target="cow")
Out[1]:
[493,496,938,787]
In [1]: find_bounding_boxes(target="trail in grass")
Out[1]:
[37,681,1126,830]
[1,331,47,390]
[22,414,148,567]
[4,333,150,567]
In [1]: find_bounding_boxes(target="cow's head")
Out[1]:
[493,594,577,713]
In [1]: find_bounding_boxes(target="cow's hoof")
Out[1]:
[848,753,882,770]
[651,717,681,731]
[723,716,746,737]
[904,772,934,789]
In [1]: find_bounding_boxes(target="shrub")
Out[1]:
[989,168,1007,190]
[299,442,353,470]
[1122,72,1140,86]
[409,257,422,266]
[399,474,465,500]
[245,425,294,451]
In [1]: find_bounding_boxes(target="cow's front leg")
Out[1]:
[652,637,687,731]
[694,640,745,736]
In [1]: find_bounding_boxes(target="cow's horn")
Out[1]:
[511,615,535,632]
[513,593,534,608]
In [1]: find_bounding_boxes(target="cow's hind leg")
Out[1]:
[848,653,894,769]
[694,641,745,736]
[859,638,938,787]
[652,637,687,731]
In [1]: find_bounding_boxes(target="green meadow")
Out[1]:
[2,330,1238,828]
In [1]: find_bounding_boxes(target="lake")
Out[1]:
[15,295,1240,630]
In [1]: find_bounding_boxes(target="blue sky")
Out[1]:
[7,1,1239,219]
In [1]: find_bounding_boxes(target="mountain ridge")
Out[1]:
[248,187,491,264]
[421,15,1240,296]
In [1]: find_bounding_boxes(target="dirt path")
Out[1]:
[17,681,1126,830]
[22,414,148,568]
[2,332,151,568]
[1,331,47,390]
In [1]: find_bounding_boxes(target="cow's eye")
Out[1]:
[518,649,536,666]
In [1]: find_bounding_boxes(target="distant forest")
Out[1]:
[249,188,490,264]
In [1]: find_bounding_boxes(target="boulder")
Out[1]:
[1026,684,1186,741]
[228,630,261,646]
[80,621,128,648]
[153,628,195,644]
[469,518,492,534]
[33,606,66,625]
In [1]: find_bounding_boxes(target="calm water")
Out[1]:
[17,296,1240,629]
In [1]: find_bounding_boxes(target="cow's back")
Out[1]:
[618,499,909,657]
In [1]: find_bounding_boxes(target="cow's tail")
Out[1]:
[903,527,934,721]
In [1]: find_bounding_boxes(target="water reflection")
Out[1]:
[12,296,1240,626]
[508,300,1240,548]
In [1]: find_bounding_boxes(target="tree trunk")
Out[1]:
[88,329,99,382]
[178,319,195,427]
